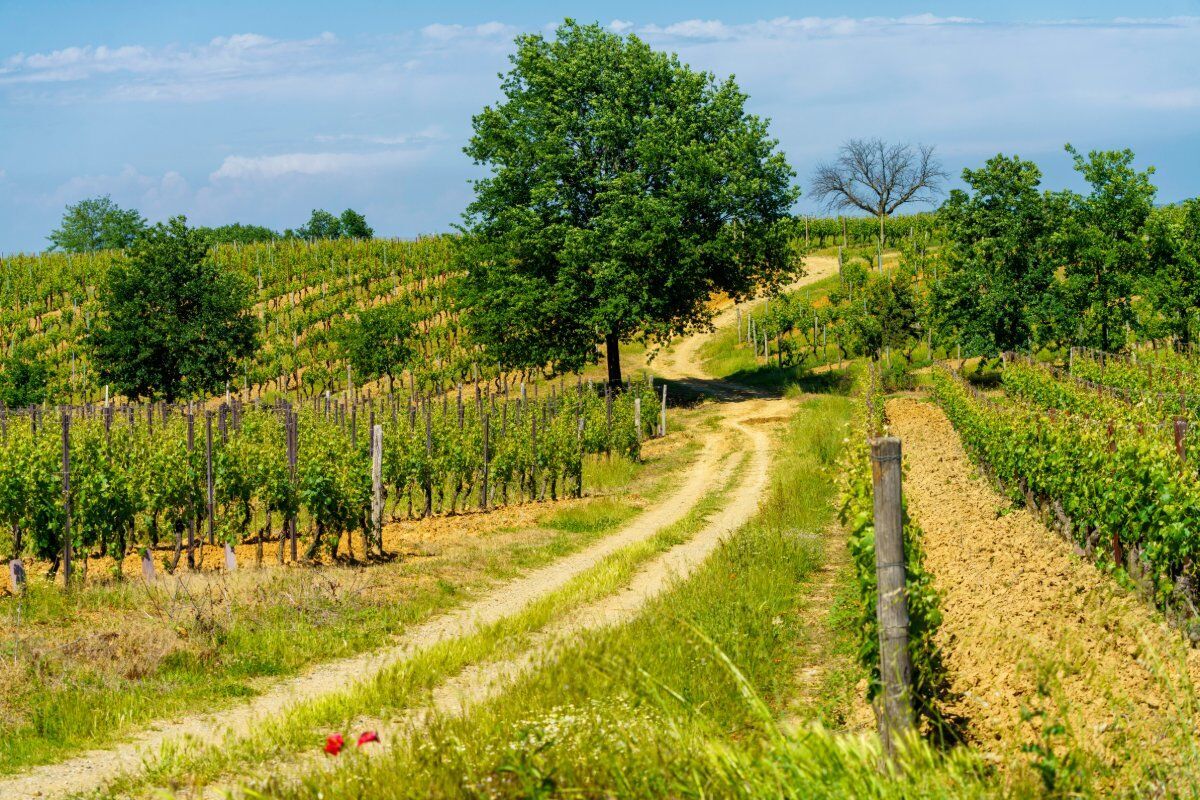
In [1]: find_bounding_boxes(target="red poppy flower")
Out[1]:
[357,730,380,747]
[325,733,345,755]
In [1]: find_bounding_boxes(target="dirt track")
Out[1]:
[2,264,812,799]
[888,396,1200,784]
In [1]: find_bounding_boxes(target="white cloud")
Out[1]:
[420,22,515,42]
[210,148,430,181]
[0,31,337,85]
[312,126,445,146]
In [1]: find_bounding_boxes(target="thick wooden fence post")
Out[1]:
[870,436,914,758]
[371,424,384,556]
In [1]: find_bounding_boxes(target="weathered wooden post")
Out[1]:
[61,412,72,586]
[480,413,491,511]
[288,410,298,561]
[9,559,26,593]
[634,396,642,442]
[1174,418,1188,464]
[870,436,914,759]
[205,412,215,546]
[140,548,155,582]
[659,385,668,437]
[186,413,196,570]
[371,424,384,555]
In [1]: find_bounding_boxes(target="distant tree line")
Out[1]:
[46,197,375,253]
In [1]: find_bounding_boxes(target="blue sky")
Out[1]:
[2,0,1198,252]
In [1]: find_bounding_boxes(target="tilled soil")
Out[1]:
[887,396,1200,786]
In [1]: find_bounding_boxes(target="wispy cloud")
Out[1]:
[312,126,445,146]
[210,147,432,181]
[1,32,337,85]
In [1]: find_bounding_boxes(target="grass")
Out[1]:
[85,435,748,797]
[538,496,639,533]
[0,408,711,777]
[230,389,1008,799]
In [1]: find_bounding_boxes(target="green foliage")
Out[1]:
[932,363,1200,614]
[1052,146,1157,351]
[47,195,146,253]
[827,262,921,361]
[931,154,1059,354]
[0,342,49,407]
[297,209,342,240]
[295,208,372,241]
[90,217,258,401]
[338,209,374,239]
[1142,200,1200,347]
[196,223,280,246]
[839,367,948,733]
[459,20,799,382]
[335,304,416,392]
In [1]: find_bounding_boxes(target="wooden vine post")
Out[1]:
[61,412,72,586]
[480,413,490,511]
[869,436,914,758]
[287,409,298,562]
[205,412,215,546]
[659,385,668,437]
[370,423,384,556]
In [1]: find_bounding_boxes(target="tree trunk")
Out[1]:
[605,331,622,387]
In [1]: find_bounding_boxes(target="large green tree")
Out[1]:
[339,209,374,239]
[48,195,146,252]
[1053,145,1157,351]
[297,209,343,240]
[1143,200,1200,348]
[930,155,1057,356]
[336,303,415,392]
[458,20,799,384]
[90,217,258,401]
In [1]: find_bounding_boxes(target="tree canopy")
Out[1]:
[1054,145,1157,351]
[930,155,1057,356]
[335,303,415,393]
[48,195,146,252]
[458,20,799,384]
[196,223,280,246]
[90,217,258,401]
[295,208,374,240]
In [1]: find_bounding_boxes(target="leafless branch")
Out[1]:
[810,138,948,228]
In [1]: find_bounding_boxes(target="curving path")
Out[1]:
[3,261,831,800]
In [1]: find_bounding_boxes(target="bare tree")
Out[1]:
[810,139,948,246]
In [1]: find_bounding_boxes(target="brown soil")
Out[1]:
[888,396,1200,787]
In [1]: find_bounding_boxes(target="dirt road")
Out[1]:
[3,261,829,799]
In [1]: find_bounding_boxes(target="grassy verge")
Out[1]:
[0,409,711,776]
[229,391,996,799]
[88,429,746,798]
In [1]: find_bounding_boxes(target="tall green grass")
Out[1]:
[230,393,1005,799]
